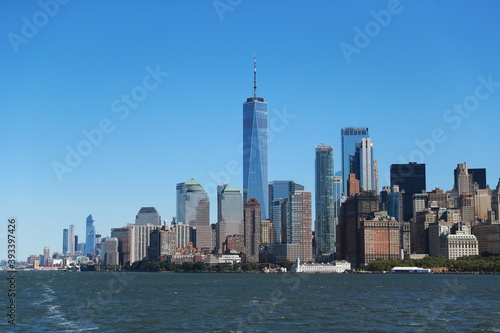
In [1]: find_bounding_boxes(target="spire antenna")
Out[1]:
[253,55,257,99]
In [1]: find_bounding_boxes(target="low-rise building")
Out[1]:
[291,258,351,273]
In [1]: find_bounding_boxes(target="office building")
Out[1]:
[135,207,161,226]
[243,56,268,220]
[62,228,68,255]
[336,191,379,267]
[216,183,244,254]
[102,237,119,266]
[353,138,375,191]
[268,180,304,243]
[390,162,426,221]
[468,168,487,189]
[68,224,75,256]
[315,144,335,256]
[176,178,211,249]
[341,127,369,195]
[84,214,96,257]
[454,163,473,195]
[111,226,133,265]
[360,212,400,266]
[244,198,261,262]
[475,189,491,221]
[43,246,50,266]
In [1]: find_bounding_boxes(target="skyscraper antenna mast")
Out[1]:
[253,55,257,99]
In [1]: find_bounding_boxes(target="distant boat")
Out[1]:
[390,267,431,274]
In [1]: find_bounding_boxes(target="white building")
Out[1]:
[446,233,479,260]
[291,258,351,273]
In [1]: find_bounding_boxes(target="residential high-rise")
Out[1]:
[390,162,426,221]
[243,56,268,220]
[177,178,211,249]
[244,198,261,262]
[62,228,68,255]
[341,127,369,195]
[290,190,313,263]
[216,184,243,254]
[315,144,335,256]
[68,224,75,256]
[347,173,360,196]
[135,207,161,226]
[269,180,304,243]
[84,214,96,257]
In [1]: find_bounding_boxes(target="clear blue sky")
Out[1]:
[1,1,500,260]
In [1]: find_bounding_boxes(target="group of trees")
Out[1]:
[125,260,268,273]
[365,254,500,273]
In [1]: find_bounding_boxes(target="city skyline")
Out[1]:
[2,2,500,260]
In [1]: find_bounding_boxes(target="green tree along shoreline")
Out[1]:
[82,260,296,273]
[365,254,500,273]
[82,256,500,273]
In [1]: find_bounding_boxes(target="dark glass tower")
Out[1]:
[243,56,268,219]
[390,162,426,221]
[341,127,369,195]
[315,144,335,256]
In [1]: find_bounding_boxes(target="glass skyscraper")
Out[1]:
[315,144,335,256]
[135,207,161,226]
[62,228,68,255]
[176,178,211,249]
[341,127,369,195]
[268,180,304,243]
[243,56,268,219]
[85,214,96,257]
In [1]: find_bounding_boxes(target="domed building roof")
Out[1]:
[184,178,200,186]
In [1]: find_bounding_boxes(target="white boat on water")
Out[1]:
[390,267,431,274]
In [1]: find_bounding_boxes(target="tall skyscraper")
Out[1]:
[315,144,335,256]
[135,207,161,226]
[62,228,68,255]
[177,178,211,249]
[468,168,487,189]
[244,198,262,262]
[268,180,304,243]
[68,224,75,256]
[290,190,313,263]
[84,214,96,257]
[390,162,426,221]
[216,183,244,253]
[454,163,473,195]
[353,137,375,191]
[243,56,268,220]
[336,191,379,267]
[43,246,50,266]
[341,127,369,195]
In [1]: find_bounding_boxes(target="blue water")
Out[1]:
[0,271,498,332]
